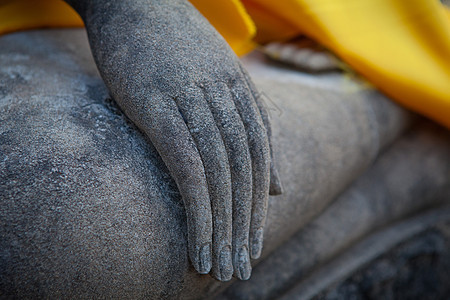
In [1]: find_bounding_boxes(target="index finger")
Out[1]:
[138,92,213,274]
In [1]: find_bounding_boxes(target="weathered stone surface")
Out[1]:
[0,30,188,299]
[217,122,450,300]
[2,29,448,299]
[244,53,416,259]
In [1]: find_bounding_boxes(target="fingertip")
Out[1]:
[234,246,252,280]
[269,163,284,195]
[195,243,212,274]
[215,245,233,281]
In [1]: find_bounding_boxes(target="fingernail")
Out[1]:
[251,227,264,259]
[218,246,233,281]
[235,246,251,280]
[269,164,283,195]
[198,243,211,274]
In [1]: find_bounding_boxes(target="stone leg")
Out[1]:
[218,121,450,299]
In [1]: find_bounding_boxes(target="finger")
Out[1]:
[202,82,253,280]
[230,75,271,261]
[251,89,283,195]
[240,65,283,195]
[174,85,233,281]
[140,91,213,274]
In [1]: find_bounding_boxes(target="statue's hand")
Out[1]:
[77,0,281,281]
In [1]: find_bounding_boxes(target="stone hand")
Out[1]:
[66,0,281,281]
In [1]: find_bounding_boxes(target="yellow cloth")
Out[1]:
[0,0,83,34]
[240,0,450,130]
[1,0,449,129]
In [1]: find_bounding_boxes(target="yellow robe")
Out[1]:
[1,0,449,129]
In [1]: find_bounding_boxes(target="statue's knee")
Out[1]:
[0,45,189,296]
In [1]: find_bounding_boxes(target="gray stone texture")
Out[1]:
[1,29,449,299]
[219,122,450,300]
